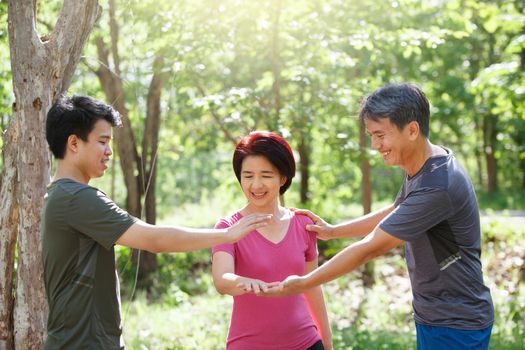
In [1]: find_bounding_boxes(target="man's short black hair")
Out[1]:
[46,95,121,159]
[359,83,430,137]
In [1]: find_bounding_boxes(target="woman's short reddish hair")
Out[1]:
[232,131,295,195]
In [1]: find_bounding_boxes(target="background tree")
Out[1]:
[0,1,100,348]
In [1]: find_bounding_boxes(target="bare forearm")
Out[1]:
[214,273,247,296]
[304,287,332,347]
[118,221,230,253]
[266,229,404,298]
[304,240,375,288]
[332,204,395,239]
[152,226,229,252]
[118,214,272,253]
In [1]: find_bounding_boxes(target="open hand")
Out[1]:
[227,213,272,243]
[256,275,307,297]
[291,208,335,240]
[236,278,280,294]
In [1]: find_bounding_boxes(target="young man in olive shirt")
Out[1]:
[42,96,272,349]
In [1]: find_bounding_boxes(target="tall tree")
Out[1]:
[93,0,165,288]
[0,1,100,348]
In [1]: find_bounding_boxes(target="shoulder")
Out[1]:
[292,211,314,226]
[51,179,108,203]
[54,180,126,217]
[290,211,316,240]
[215,211,242,229]
[46,179,102,208]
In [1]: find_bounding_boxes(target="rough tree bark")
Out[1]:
[0,1,100,349]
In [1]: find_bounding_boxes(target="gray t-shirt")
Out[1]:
[379,148,494,330]
[42,179,136,349]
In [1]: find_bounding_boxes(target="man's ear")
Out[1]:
[67,134,79,153]
[407,121,420,140]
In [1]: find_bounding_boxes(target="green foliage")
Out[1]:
[4,0,519,212]
[477,190,525,211]
[3,1,525,346]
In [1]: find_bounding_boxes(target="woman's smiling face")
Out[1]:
[240,155,286,210]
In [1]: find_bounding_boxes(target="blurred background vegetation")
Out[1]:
[1,0,525,348]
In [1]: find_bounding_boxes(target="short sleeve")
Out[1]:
[305,231,318,262]
[67,188,136,250]
[299,216,318,262]
[393,180,406,207]
[379,188,453,242]
[211,219,235,257]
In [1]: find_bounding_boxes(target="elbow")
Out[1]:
[216,288,228,296]
[213,283,229,295]
[362,249,382,264]
[144,237,164,254]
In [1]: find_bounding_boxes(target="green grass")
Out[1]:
[122,290,231,350]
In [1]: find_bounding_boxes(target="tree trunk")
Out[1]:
[1,1,100,348]
[519,25,525,189]
[359,122,372,214]
[298,134,310,204]
[137,55,166,289]
[359,120,374,288]
[468,33,484,188]
[0,117,19,350]
[269,0,282,131]
[483,114,498,194]
[94,1,170,291]
[521,49,525,189]
[95,36,142,217]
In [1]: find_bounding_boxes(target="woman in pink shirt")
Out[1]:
[212,131,332,350]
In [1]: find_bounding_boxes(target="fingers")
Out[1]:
[290,208,312,216]
[256,285,285,297]
[305,224,323,232]
[292,208,322,224]
[305,223,333,240]
[252,281,261,294]
[245,214,273,227]
[252,221,270,229]
[236,279,276,294]
[265,281,281,288]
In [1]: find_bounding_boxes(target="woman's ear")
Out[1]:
[280,176,287,186]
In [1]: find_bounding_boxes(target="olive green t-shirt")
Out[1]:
[42,179,136,350]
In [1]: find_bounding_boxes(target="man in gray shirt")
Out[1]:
[263,83,494,349]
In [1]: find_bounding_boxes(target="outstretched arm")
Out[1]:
[264,227,403,296]
[293,204,395,240]
[116,213,272,253]
[211,251,278,296]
